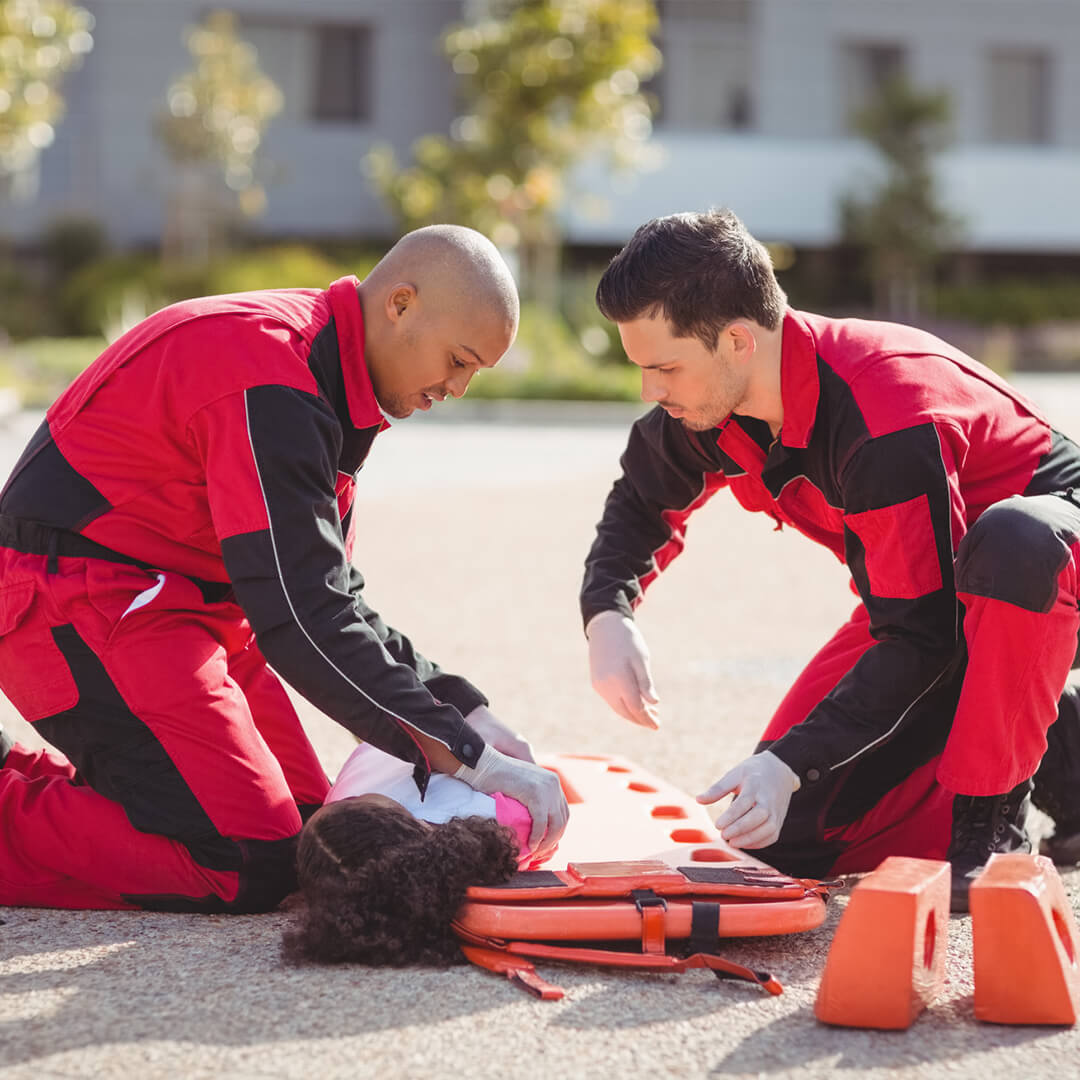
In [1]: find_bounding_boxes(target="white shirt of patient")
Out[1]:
[326,742,498,824]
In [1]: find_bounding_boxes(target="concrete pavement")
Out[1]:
[1,375,1080,1078]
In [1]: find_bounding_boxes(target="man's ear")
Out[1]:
[727,322,757,364]
[384,282,417,322]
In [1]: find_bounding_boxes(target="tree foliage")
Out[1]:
[0,0,93,179]
[155,9,282,222]
[367,0,660,301]
[841,76,963,319]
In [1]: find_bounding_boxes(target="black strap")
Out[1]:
[0,514,233,604]
[689,900,720,955]
[0,513,158,569]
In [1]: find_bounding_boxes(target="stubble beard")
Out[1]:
[680,364,750,431]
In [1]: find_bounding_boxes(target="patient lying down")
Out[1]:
[283,743,538,966]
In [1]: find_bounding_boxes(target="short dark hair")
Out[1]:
[595,208,787,349]
[281,798,518,967]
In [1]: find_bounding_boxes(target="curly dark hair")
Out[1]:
[281,796,519,967]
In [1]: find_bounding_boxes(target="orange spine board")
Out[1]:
[456,894,826,941]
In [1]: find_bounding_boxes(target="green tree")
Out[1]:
[155,9,282,264]
[0,0,93,182]
[841,76,963,319]
[367,0,660,305]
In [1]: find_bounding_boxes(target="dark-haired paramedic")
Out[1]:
[582,208,1080,910]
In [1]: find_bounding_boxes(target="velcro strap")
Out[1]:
[689,900,720,954]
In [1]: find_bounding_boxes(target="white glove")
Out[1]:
[463,704,536,763]
[697,751,800,849]
[586,610,660,729]
[455,744,568,861]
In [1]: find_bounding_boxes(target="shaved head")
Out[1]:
[359,225,520,418]
[364,224,519,335]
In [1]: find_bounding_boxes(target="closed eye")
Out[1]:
[451,354,467,369]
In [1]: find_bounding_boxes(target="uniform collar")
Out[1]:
[327,276,390,433]
[776,308,820,449]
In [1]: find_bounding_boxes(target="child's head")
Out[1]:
[282,793,519,966]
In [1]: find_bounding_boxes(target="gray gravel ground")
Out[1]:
[2,374,1080,1079]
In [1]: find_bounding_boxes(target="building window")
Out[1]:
[840,42,905,131]
[240,19,373,125]
[987,49,1050,144]
[313,26,372,123]
[653,0,754,131]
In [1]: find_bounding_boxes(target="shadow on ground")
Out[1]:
[709,1005,1065,1073]
[1,907,523,1067]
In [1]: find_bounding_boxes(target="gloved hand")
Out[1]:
[586,610,660,729]
[697,751,800,849]
[455,744,569,861]
[463,704,536,763]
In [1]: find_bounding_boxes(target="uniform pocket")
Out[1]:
[0,579,80,721]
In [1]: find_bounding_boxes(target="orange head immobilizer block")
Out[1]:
[970,852,1080,1026]
[815,856,950,1029]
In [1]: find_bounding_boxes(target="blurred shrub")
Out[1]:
[935,278,1080,328]
[204,245,365,295]
[0,259,46,340]
[0,336,104,408]
[58,245,376,337]
[559,267,627,367]
[42,216,108,280]
[467,303,640,401]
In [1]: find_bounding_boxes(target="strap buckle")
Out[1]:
[631,888,668,954]
[631,888,668,913]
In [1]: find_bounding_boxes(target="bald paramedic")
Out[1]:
[582,208,1080,911]
[0,224,567,912]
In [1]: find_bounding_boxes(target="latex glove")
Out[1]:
[586,610,660,730]
[463,704,536,764]
[455,744,568,861]
[697,751,800,849]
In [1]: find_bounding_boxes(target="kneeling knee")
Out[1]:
[956,498,1069,612]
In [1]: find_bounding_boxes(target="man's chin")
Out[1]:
[681,415,715,432]
[683,408,735,432]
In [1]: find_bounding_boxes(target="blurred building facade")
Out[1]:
[4,0,1080,258]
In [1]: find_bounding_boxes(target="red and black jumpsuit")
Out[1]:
[581,310,1080,877]
[0,277,489,911]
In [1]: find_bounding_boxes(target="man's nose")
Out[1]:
[640,372,664,403]
[447,369,472,398]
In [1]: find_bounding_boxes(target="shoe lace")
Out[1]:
[951,795,994,857]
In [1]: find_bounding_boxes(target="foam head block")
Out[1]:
[971,852,1080,1026]
[815,856,949,1029]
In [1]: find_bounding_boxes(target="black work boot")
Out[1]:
[947,778,1033,913]
[1033,685,1080,866]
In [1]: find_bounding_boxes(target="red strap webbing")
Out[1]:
[632,888,668,954]
[459,944,564,1000]
[455,924,783,1000]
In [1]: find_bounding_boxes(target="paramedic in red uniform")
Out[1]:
[582,208,1080,910]
[0,224,567,912]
